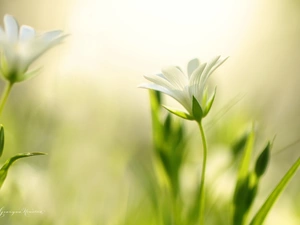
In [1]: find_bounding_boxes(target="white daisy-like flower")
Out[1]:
[139,56,228,121]
[0,14,66,83]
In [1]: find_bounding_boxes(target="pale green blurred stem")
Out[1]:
[0,82,13,116]
[198,121,207,225]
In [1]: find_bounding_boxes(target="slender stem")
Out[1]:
[198,120,208,225]
[171,196,177,225]
[0,82,13,116]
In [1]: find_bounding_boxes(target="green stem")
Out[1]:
[0,82,13,116]
[171,196,178,225]
[198,121,207,225]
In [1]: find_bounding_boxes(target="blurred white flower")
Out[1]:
[139,56,228,120]
[0,14,66,83]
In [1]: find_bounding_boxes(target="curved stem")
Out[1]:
[0,82,13,117]
[198,121,208,225]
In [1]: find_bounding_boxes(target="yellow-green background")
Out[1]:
[0,0,299,224]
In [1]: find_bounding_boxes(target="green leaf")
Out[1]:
[233,173,258,225]
[164,114,172,137]
[232,126,255,225]
[150,90,162,106]
[237,125,255,182]
[249,157,300,225]
[234,174,250,205]
[0,125,4,158]
[149,90,164,148]
[0,152,47,189]
[163,105,194,120]
[192,96,203,121]
[255,142,271,178]
[203,87,217,117]
[231,132,249,158]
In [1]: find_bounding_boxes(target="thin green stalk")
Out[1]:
[171,196,178,225]
[0,82,13,116]
[198,121,208,225]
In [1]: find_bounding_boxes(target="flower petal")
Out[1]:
[4,15,19,42]
[19,25,36,42]
[138,83,174,96]
[201,56,221,84]
[162,66,188,89]
[22,32,66,68]
[207,56,229,77]
[187,58,200,77]
[139,83,191,113]
[144,73,175,90]
[189,63,207,102]
[41,30,63,43]
[190,62,206,86]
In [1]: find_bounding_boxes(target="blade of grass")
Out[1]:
[0,152,46,189]
[232,125,255,225]
[237,125,255,181]
[249,157,300,225]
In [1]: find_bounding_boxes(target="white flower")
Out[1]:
[139,56,228,120]
[0,14,66,83]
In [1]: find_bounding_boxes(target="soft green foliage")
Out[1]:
[0,152,46,189]
[138,53,300,225]
[0,14,62,191]
[0,122,47,190]
[146,89,299,225]
[230,126,300,225]
[149,90,187,224]
[249,157,300,225]
[232,127,256,225]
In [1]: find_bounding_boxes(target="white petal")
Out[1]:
[175,66,184,74]
[139,83,192,113]
[179,88,193,113]
[189,62,208,107]
[4,15,19,42]
[161,66,188,89]
[207,56,229,77]
[19,25,35,42]
[144,74,176,90]
[23,31,65,67]
[41,30,63,43]
[190,62,206,87]
[201,56,221,84]
[138,83,175,96]
[187,58,200,77]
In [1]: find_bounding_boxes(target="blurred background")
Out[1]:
[0,0,299,224]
